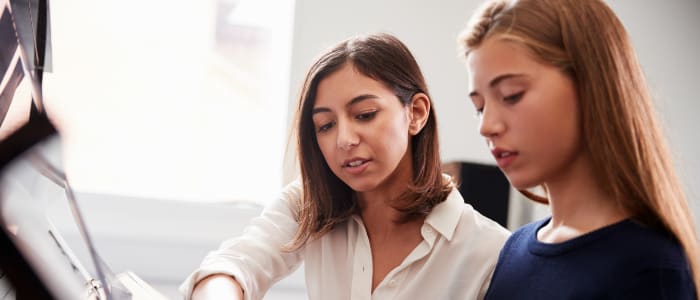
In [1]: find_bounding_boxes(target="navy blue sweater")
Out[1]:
[484,218,696,300]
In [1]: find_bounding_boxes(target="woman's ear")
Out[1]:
[408,93,430,136]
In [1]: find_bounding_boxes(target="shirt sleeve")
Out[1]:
[179,181,305,300]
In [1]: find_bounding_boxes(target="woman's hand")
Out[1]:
[191,274,244,300]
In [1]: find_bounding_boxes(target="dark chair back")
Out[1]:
[444,161,510,228]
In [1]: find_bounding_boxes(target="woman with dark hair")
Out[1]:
[460,0,699,298]
[180,33,509,300]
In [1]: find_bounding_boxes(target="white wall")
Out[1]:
[45,0,294,205]
[285,0,700,227]
[607,0,700,227]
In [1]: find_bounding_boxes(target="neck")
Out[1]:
[356,172,415,236]
[357,195,424,245]
[539,153,628,242]
[356,149,414,225]
[356,185,406,232]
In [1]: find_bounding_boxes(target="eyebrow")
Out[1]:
[469,73,526,98]
[312,94,378,115]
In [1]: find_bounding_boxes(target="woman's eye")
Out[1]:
[470,97,484,117]
[356,111,377,121]
[503,91,524,102]
[317,121,335,133]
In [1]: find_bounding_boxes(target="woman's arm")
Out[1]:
[191,274,244,300]
[180,181,304,300]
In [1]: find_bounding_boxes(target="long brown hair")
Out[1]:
[286,33,451,250]
[459,0,700,295]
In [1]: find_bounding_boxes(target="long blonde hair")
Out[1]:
[459,0,699,295]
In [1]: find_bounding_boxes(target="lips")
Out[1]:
[343,158,369,168]
[491,147,518,169]
[341,158,371,175]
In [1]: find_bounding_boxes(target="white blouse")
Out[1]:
[180,179,510,300]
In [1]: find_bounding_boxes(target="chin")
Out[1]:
[340,176,381,193]
[345,181,376,193]
[503,172,541,191]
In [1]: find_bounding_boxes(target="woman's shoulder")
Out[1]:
[608,220,696,299]
[498,218,547,251]
[533,218,691,270]
[512,218,548,235]
[260,180,304,221]
[611,220,688,268]
[444,187,510,234]
[436,188,510,257]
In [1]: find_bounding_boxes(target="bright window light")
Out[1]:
[43,0,295,204]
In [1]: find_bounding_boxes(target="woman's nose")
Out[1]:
[479,104,505,138]
[336,121,359,150]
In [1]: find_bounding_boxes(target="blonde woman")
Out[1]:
[459,0,699,299]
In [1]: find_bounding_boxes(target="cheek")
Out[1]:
[377,117,411,157]
[556,111,581,158]
[526,100,581,164]
[550,95,581,150]
[315,135,336,165]
[549,79,581,150]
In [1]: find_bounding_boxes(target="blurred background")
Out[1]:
[10,0,698,298]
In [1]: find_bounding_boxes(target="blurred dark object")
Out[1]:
[0,0,50,118]
[1,0,54,298]
[0,112,56,299]
[443,161,510,228]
